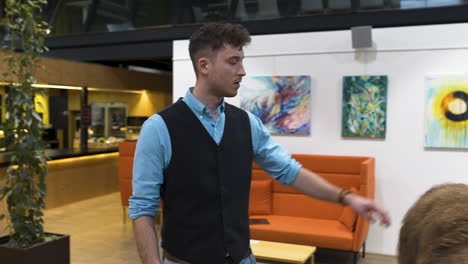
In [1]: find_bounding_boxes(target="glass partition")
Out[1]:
[48,0,468,36]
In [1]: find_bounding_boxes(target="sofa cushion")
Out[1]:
[316,173,361,190]
[338,187,359,231]
[250,215,354,250]
[252,169,271,181]
[119,141,137,156]
[271,173,360,195]
[249,180,272,215]
[118,156,134,206]
[293,154,366,174]
[272,193,343,219]
[272,182,302,194]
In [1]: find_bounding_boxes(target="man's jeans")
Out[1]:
[162,253,257,264]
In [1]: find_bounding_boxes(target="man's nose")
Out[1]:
[238,64,246,76]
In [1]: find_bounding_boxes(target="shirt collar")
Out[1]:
[185,87,225,115]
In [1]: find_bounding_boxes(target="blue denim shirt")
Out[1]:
[128,88,302,219]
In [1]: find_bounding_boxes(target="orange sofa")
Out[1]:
[118,141,137,223]
[249,154,374,261]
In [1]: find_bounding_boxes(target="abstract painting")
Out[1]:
[425,75,468,148]
[240,76,311,135]
[342,75,388,138]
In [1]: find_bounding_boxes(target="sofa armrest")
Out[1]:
[353,157,375,251]
[360,157,375,199]
[352,186,371,251]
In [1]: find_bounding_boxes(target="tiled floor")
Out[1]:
[1,193,397,264]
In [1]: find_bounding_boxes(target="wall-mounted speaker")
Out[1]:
[351,26,372,49]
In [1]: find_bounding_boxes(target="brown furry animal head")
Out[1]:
[398,183,468,264]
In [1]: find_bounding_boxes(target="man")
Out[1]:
[398,183,468,264]
[129,23,391,264]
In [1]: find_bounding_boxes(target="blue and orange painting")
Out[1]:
[342,75,388,138]
[240,76,311,135]
[426,75,468,148]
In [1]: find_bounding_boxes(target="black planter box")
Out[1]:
[0,233,70,264]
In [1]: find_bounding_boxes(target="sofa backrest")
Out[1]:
[252,154,375,220]
[118,141,137,206]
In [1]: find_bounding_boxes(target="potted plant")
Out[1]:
[0,0,69,263]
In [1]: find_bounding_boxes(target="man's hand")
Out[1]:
[344,194,391,227]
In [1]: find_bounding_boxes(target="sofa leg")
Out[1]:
[123,206,127,224]
[362,241,366,258]
[353,252,358,264]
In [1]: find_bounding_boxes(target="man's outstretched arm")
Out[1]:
[291,167,391,226]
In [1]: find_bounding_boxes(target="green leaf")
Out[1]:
[32,111,42,122]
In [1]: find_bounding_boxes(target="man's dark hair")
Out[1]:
[398,183,468,264]
[189,23,251,75]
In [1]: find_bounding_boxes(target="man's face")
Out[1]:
[205,43,246,98]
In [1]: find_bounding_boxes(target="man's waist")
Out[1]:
[163,248,252,264]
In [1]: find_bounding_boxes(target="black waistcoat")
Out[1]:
[158,99,253,264]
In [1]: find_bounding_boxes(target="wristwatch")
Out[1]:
[338,189,352,205]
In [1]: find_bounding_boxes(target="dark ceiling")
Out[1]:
[39,2,468,74]
[92,58,173,73]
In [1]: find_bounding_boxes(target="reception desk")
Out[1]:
[0,148,119,209]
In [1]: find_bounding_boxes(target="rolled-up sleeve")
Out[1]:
[128,114,169,219]
[248,112,302,185]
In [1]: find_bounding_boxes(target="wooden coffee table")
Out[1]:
[250,240,316,264]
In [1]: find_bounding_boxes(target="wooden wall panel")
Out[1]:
[0,52,172,93]
[67,89,171,117]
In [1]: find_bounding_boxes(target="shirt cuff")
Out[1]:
[279,161,302,186]
[128,198,160,219]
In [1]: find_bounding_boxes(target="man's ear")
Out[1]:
[198,57,210,75]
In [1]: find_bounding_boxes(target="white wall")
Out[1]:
[173,23,468,256]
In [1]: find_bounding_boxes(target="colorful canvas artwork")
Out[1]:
[425,75,468,148]
[240,76,311,135]
[342,75,388,138]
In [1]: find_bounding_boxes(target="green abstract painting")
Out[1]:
[342,75,388,138]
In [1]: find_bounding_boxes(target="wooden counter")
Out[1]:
[0,149,120,229]
[45,152,119,208]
